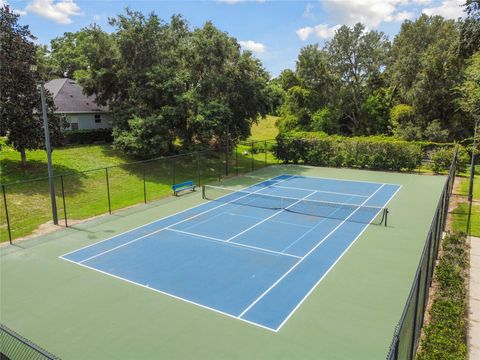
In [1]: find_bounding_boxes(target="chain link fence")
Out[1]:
[1,141,276,243]
[0,323,59,360]
[386,148,457,360]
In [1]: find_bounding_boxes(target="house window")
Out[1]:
[71,123,79,130]
[95,114,102,123]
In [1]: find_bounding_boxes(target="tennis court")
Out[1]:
[60,174,400,332]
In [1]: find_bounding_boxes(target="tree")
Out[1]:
[274,69,300,91]
[80,10,269,157]
[460,0,480,58]
[0,5,64,166]
[326,23,390,134]
[458,51,480,117]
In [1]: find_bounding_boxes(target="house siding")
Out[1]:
[65,113,113,130]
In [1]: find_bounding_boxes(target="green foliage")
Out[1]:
[460,1,480,57]
[77,11,270,157]
[430,147,468,173]
[457,51,480,116]
[416,233,468,360]
[311,107,340,134]
[276,131,421,171]
[424,120,450,142]
[64,129,113,144]
[113,115,174,158]
[360,88,391,135]
[389,104,415,129]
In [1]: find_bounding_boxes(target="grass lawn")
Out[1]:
[451,174,480,237]
[248,115,279,141]
[0,138,276,241]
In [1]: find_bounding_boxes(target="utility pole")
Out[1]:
[40,81,58,225]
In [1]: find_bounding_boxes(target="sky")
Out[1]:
[3,0,468,77]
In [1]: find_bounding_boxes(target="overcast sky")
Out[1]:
[3,0,467,77]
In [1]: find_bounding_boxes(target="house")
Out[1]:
[44,78,112,131]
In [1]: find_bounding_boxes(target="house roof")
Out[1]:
[44,78,109,113]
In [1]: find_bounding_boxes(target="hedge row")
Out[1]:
[416,233,468,360]
[63,128,113,144]
[275,131,466,173]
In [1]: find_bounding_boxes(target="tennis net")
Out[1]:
[202,185,388,226]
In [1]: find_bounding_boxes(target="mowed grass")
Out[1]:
[0,120,278,242]
[248,115,279,141]
[451,175,480,236]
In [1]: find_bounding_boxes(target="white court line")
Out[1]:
[292,174,402,187]
[60,174,293,259]
[272,185,369,198]
[166,228,302,259]
[275,184,402,331]
[60,256,277,332]
[225,190,318,243]
[72,176,296,264]
[238,183,386,319]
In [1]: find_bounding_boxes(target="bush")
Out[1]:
[276,131,422,171]
[64,128,113,144]
[416,233,468,360]
[430,147,468,174]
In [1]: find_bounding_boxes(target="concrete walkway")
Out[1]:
[470,236,480,360]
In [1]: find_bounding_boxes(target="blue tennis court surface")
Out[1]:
[61,174,401,331]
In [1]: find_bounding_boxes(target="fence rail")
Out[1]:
[385,147,458,360]
[0,140,277,243]
[0,323,59,360]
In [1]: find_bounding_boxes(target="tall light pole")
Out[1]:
[30,65,58,225]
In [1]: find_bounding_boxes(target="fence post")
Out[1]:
[105,168,112,215]
[172,158,176,187]
[251,141,254,172]
[2,185,12,244]
[143,167,147,204]
[60,175,67,227]
[264,140,267,167]
[355,141,359,166]
[235,145,238,176]
[196,152,201,186]
[418,145,423,174]
[409,271,422,360]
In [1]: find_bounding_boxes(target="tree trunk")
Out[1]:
[20,148,27,167]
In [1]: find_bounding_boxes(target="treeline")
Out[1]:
[35,10,272,158]
[273,3,480,142]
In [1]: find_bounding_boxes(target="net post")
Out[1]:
[172,158,176,187]
[105,167,112,214]
[384,208,388,227]
[202,185,206,199]
[60,175,67,227]
[2,184,12,244]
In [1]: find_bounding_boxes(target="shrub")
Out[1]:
[276,131,422,171]
[416,233,467,360]
[64,128,113,144]
[430,147,468,173]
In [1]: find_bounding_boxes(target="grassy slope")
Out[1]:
[0,116,279,241]
[452,175,480,236]
[248,115,279,141]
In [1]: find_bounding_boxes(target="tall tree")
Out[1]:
[326,23,390,134]
[0,5,64,166]
[460,0,480,58]
[80,10,269,157]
